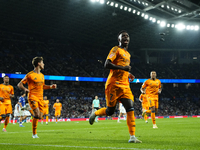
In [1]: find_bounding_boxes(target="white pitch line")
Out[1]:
[0,143,173,150]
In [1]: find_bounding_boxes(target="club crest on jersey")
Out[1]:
[109,53,115,58]
[34,77,37,80]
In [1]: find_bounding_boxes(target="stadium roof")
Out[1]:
[0,0,200,54]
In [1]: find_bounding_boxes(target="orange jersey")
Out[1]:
[139,93,148,105]
[43,100,49,109]
[0,84,14,104]
[106,46,131,88]
[142,79,161,97]
[53,103,62,111]
[21,71,45,99]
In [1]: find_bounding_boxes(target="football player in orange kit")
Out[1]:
[139,90,150,123]
[53,99,62,123]
[41,96,49,125]
[0,75,14,132]
[17,57,57,138]
[89,30,141,143]
[141,71,161,128]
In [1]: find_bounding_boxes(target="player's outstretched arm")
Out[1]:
[43,84,57,90]
[104,59,131,72]
[17,82,29,93]
[140,87,145,94]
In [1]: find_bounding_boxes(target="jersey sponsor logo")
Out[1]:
[109,53,115,58]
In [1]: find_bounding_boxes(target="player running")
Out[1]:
[0,75,14,132]
[13,102,20,124]
[141,71,161,128]
[41,96,49,125]
[139,90,150,123]
[92,96,100,123]
[18,57,57,138]
[117,103,126,123]
[53,99,62,123]
[89,30,142,143]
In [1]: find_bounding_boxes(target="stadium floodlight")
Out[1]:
[99,0,104,4]
[193,57,197,59]
[161,5,164,8]
[176,23,185,30]
[160,21,166,27]
[91,0,96,2]
[137,11,140,15]
[138,0,140,4]
[142,2,145,5]
[115,3,118,7]
[145,3,148,6]
[171,24,175,28]
[128,8,132,12]
[149,17,152,20]
[167,24,170,27]
[186,25,191,30]
[152,18,156,22]
[120,5,123,9]
[194,25,199,31]
[178,10,181,13]
[190,26,194,30]
[110,2,114,6]
[106,1,110,4]
[144,15,149,19]
[134,0,136,2]
[157,20,161,24]
[96,0,99,2]
[175,9,177,11]
[167,5,170,9]
[141,13,145,17]
[124,6,128,11]
[133,10,136,13]
[171,7,174,10]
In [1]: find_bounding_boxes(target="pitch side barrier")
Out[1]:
[1,73,200,83]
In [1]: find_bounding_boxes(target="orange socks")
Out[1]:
[41,117,44,122]
[146,110,151,114]
[56,118,58,122]
[3,116,9,129]
[127,111,136,136]
[32,117,38,135]
[95,108,107,116]
[46,116,48,122]
[151,112,156,124]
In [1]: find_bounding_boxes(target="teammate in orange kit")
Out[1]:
[139,90,150,123]
[89,30,141,143]
[141,71,161,128]
[53,99,62,123]
[17,57,57,138]
[0,75,14,132]
[41,96,49,125]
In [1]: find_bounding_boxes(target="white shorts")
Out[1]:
[120,107,126,114]
[19,110,31,116]
[14,111,20,117]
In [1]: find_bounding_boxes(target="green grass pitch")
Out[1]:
[0,118,199,150]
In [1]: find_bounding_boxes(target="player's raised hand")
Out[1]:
[51,84,57,89]
[123,66,131,72]
[128,73,135,82]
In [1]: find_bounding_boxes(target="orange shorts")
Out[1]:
[43,108,49,115]
[148,96,159,108]
[55,111,61,116]
[105,84,134,107]
[0,103,12,114]
[28,95,44,113]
